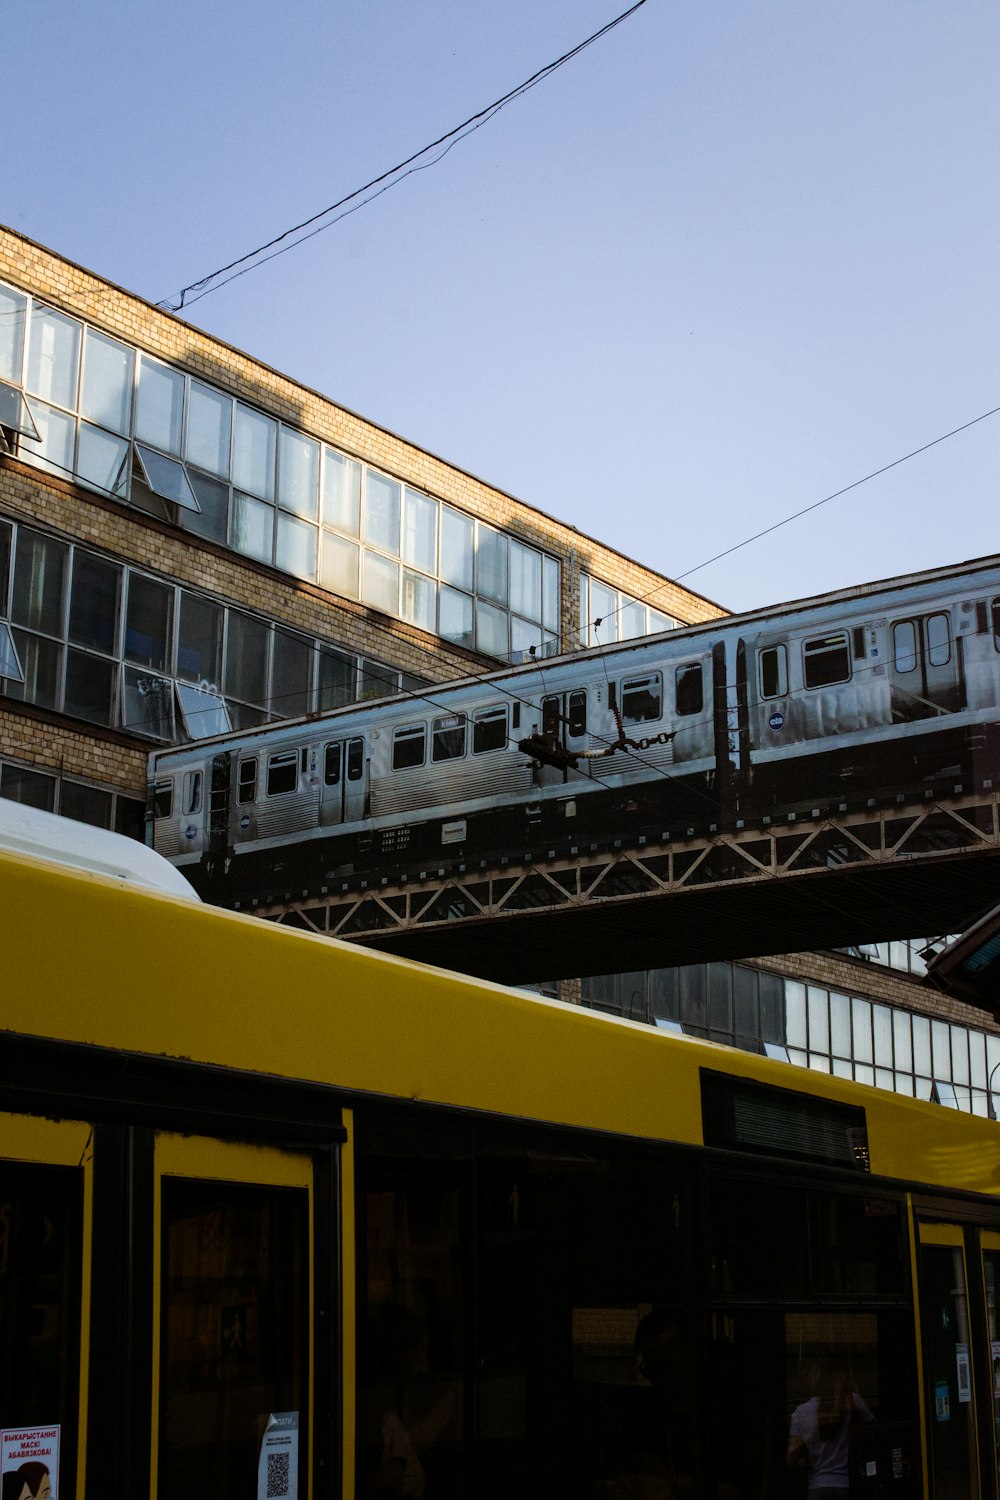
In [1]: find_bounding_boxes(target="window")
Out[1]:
[392,724,426,771]
[81,329,133,435]
[237,758,258,804]
[152,779,173,819]
[0,378,41,446]
[568,690,587,737]
[0,623,23,683]
[803,634,850,688]
[759,644,787,699]
[621,673,662,725]
[136,357,184,454]
[183,771,203,816]
[324,743,341,785]
[992,598,1000,650]
[347,737,365,781]
[134,444,200,512]
[186,380,232,476]
[432,714,466,762]
[473,706,507,753]
[675,664,703,716]
[892,621,917,674]
[176,682,230,739]
[267,750,298,797]
[926,612,951,666]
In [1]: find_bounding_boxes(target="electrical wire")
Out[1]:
[156,1,649,313]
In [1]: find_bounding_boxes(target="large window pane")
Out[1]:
[318,647,356,710]
[363,550,398,614]
[232,492,274,564]
[440,505,474,590]
[589,579,618,642]
[185,471,230,546]
[0,284,26,381]
[8,631,61,710]
[364,471,400,554]
[123,666,174,738]
[276,512,317,580]
[64,648,116,726]
[12,530,67,635]
[320,533,360,599]
[0,761,57,809]
[477,525,508,605]
[81,329,133,434]
[24,399,75,478]
[232,404,276,500]
[401,570,436,633]
[178,593,224,688]
[61,779,114,828]
[125,574,173,671]
[322,450,361,534]
[226,612,269,706]
[135,356,184,454]
[69,552,120,654]
[186,380,232,476]
[272,631,314,718]
[542,555,560,631]
[476,600,508,657]
[439,586,474,650]
[278,429,319,519]
[509,539,541,621]
[26,306,81,409]
[402,488,437,573]
[77,423,129,498]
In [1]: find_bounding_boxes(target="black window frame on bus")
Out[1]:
[392,724,426,772]
[802,633,851,689]
[473,706,507,754]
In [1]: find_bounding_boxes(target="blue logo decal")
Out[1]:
[768,711,785,731]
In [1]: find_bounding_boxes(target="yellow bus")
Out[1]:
[2,808,999,1499]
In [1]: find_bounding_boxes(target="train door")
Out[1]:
[534,690,588,784]
[889,612,964,720]
[320,735,367,826]
[151,1133,314,1499]
[0,1113,91,1499]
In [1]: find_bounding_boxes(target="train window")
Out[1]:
[182,770,202,816]
[892,622,918,674]
[569,689,587,736]
[152,778,173,819]
[621,674,662,724]
[432,714,466,762]
[675,664,703,716]
[542,695,560,737]
[473,706,507,753]
[392,724,426,771]
[237,757,257,804]
[267,749,298,797]
[759,645,787,699]
[803,634,850,688]
[347,736,364,781]
[325,742,341,785]
[926,612,951,666]
[993,598,1000,649]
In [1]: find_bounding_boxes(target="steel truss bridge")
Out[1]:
[245,785,1000,984]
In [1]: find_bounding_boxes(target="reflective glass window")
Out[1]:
[69,552,120,654]
[477,525,508,605]
[892,621,918,673]
[0,624,21,683]
[0,284,26,381]
[81,328,133,434]
[12,529,67,635]
[931,1019,951,1079]
[320,533,360,599]
[852,997,873,1063]
[402,570,436,632]
[186,380,232,476]
[829,990,851,1057]
[786,982,808,1049]
[0,760,57,809]
[232,403,277,500]
[185,471,230,546]
[125,574,172,670]
[360,659,393,701]
[363,550,398,614]
[589,579,618,642]
[278,428,319,519]
[24,398,75,477]
[7,630,61,710]
[177,592,223,687]
[619,598,646,641]
[649,607,676,633]
[760,644,788,699]
[803,633,851,688]
[675,663,703,716]
[440,506,474,590]
[0,380,41,443]
[365,471,400,553]
[61,778,114,827]
[950,1025,970,1085]
[873,1005,893,1067]
[318,649,355,711]
[122,667,174,738]
[276,512,317,580]
[439,586,474,650]
[542,555,560,631]
[226,612,269,707]
[232,492,274,564]
[927,612,951,667]
[134,444,200,511]
[912,1015,932,1078]
[322,450,361,534]
[324,742,341,784]
[176,682,230,739]
[77,424,129,498]
[806,985,829,1053]
[621,673,661,725]
[393,724,426,771]
[135,356,184,454]
[238,757,258,803]
[64,648,116,725]
[432,714,466,762]
[26,306,81,409]
[267,750,298,797]
[403,488,437,573]
[476,600,508,657]
[272,631,314,719]
[509,539,541,620]
[510,615,539,661]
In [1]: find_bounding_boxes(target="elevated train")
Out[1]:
[148,554,1000,901]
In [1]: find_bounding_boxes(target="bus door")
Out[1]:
[320,735,367,826]
[889,613,964,720]
[151,1133,318,1499]
[917,1224,989,1494]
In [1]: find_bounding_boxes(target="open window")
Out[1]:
[175,681,231,739]
[132,443,201,514]
[0,377,41,452]
[0,621,25,683]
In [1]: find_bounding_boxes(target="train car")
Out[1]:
[4,812,1000,1498]
[147,554,1000,904]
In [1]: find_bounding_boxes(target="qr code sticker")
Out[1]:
[266,1450,290,1498]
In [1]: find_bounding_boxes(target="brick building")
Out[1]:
[2,224,996,1110]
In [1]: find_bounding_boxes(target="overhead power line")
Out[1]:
[157,1,649,313]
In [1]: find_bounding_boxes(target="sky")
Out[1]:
[6,1,998,615]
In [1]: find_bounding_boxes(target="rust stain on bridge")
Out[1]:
[254,789,1000,986]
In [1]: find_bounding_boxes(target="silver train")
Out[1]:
[148,554,1000,902]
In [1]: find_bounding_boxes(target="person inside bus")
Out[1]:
[785,1359,873,1497]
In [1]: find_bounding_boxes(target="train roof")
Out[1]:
[4,830,999,1195]
[149,549,1000,763]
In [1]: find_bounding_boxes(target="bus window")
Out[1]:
[324,743,341,785]
[393,725,425,771]
[675,664,703,716]
[759,645,787,699]
[347,737,364,781]
[473,707,507,754]
[803,634,850,689]
[621,674,661,725]
[568,690,587,736]
[267,749,298,797]
[237,758,257,804]
[432,714,466,763]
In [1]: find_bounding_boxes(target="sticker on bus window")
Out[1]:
[934,1380,950,1421]
[258,1412,298,1500]
[1,1427,59,1498]
[956,1343,972,1402]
